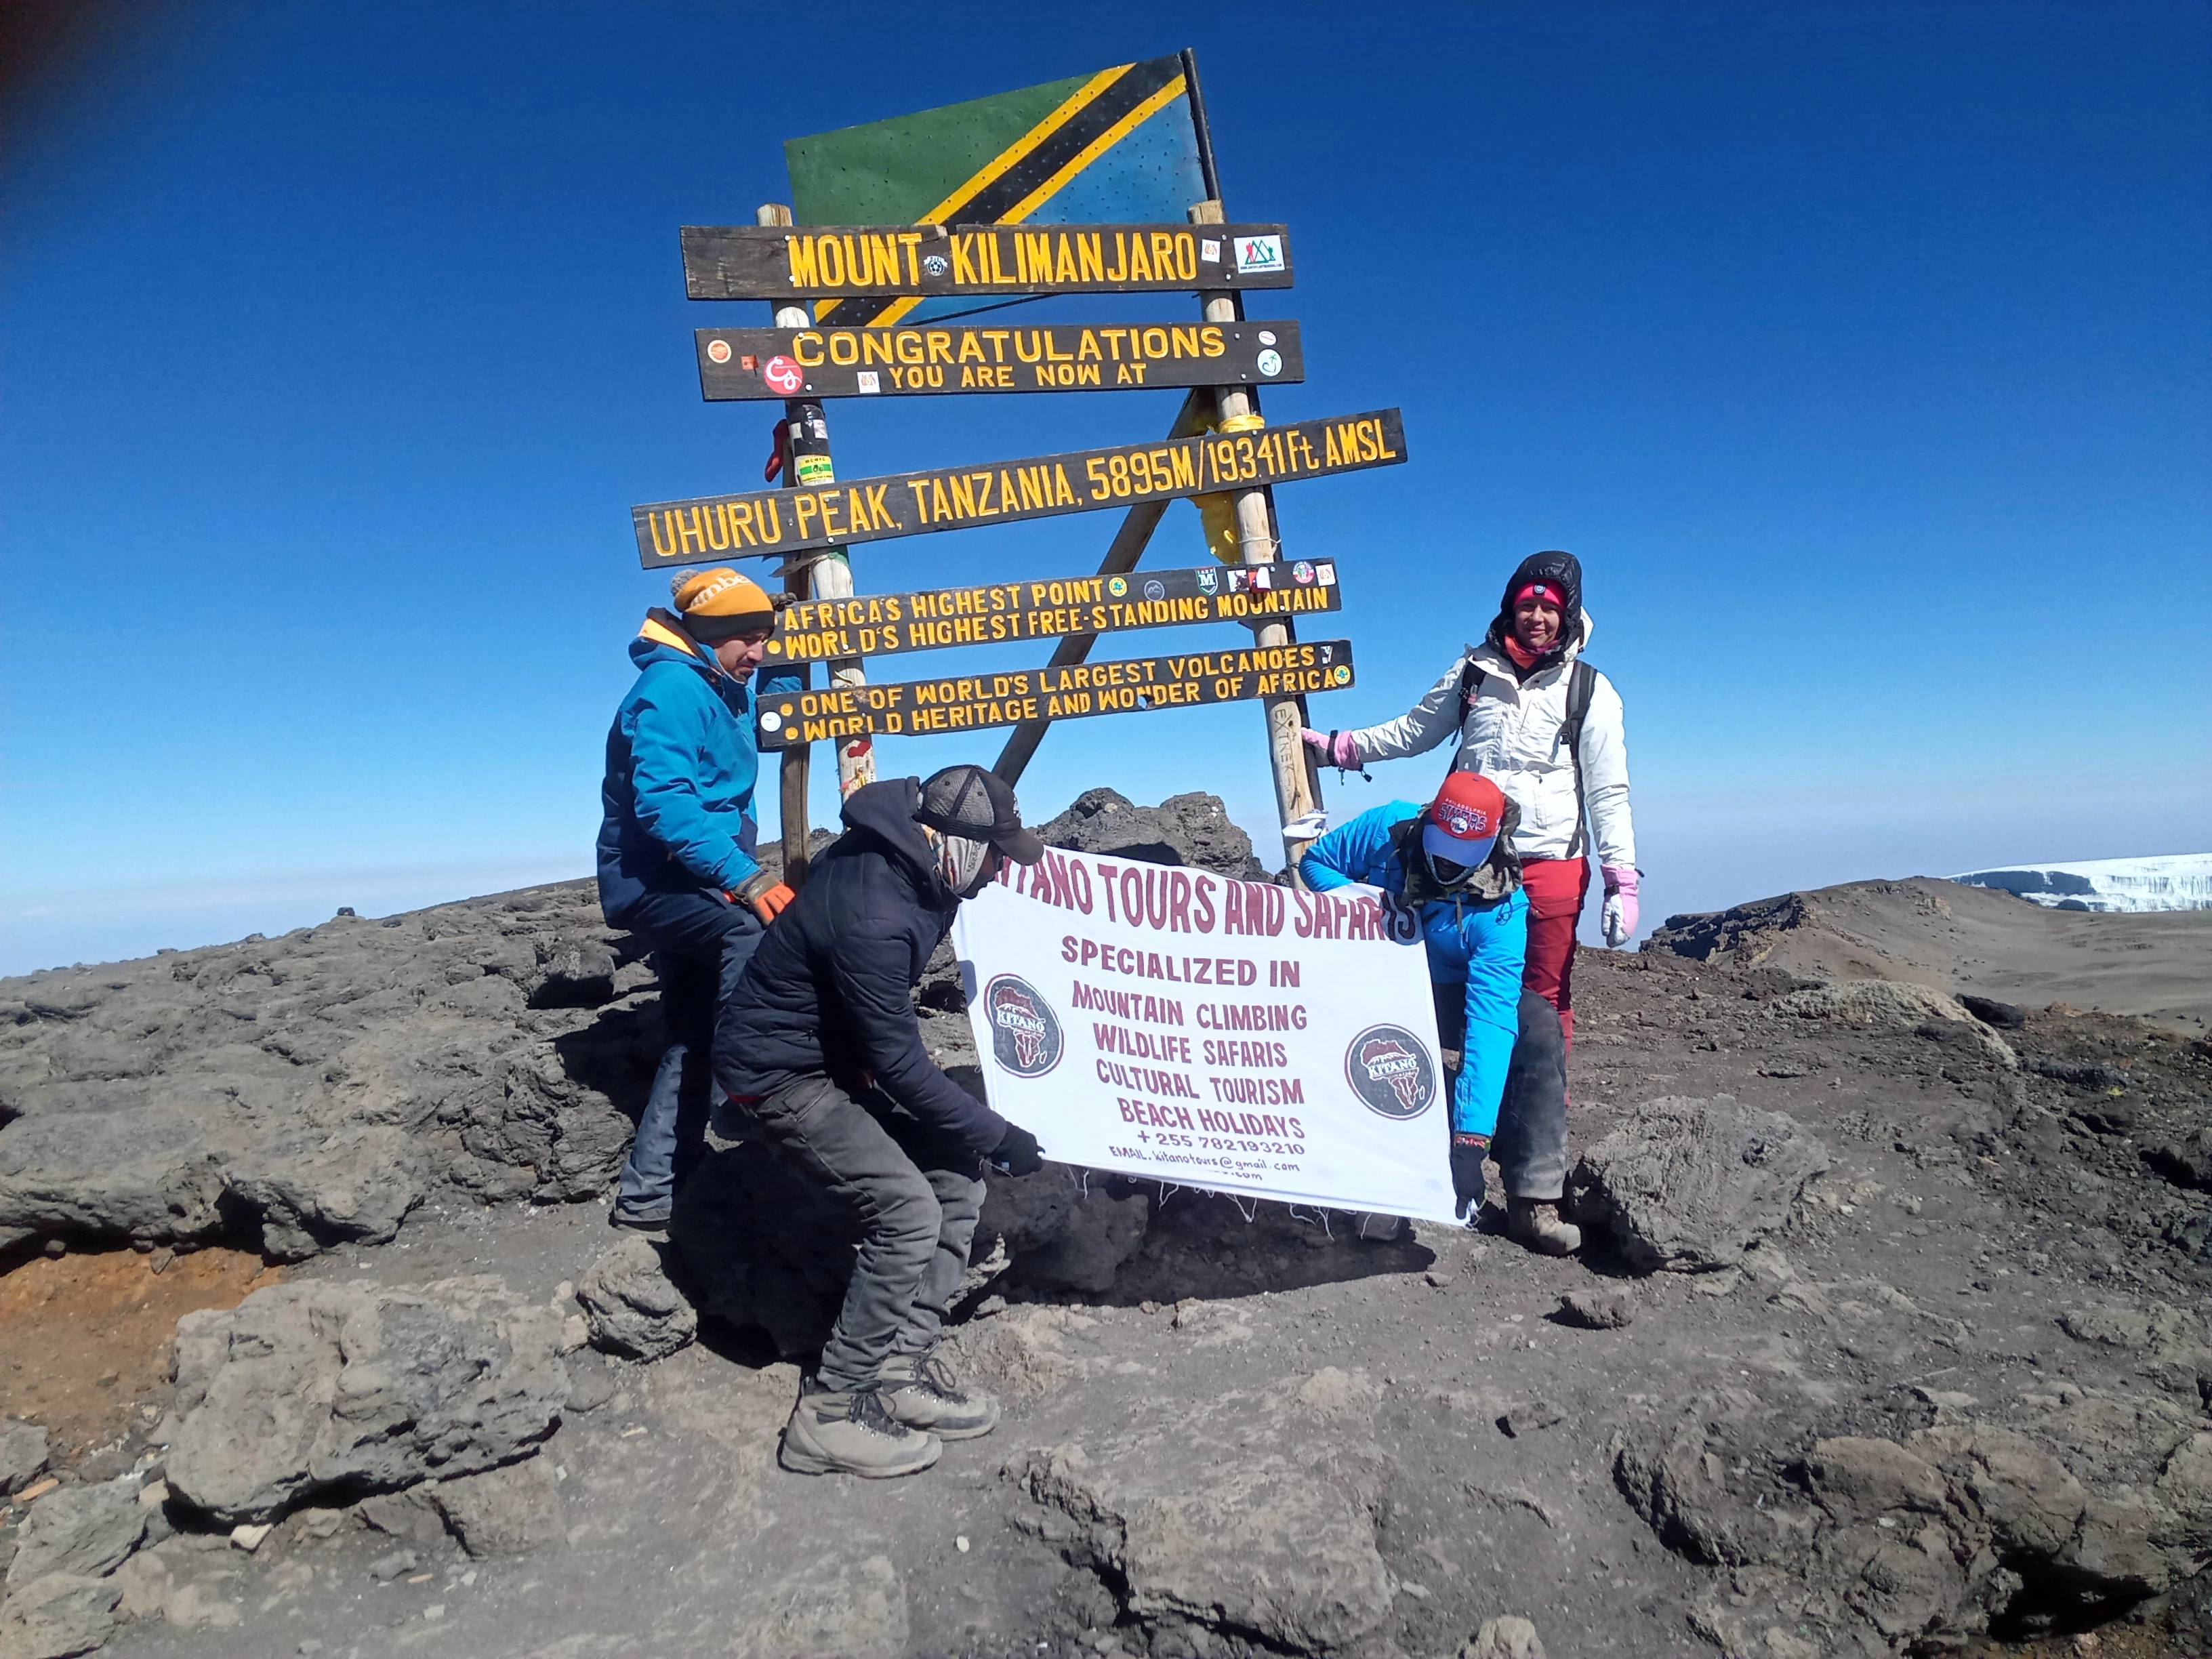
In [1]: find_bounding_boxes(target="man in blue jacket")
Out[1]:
[596,568,795,1231]
[1300,772,1580,1254]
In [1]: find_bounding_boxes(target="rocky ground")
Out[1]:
[0,790,2207,1659]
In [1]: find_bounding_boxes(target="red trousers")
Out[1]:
[1519,857,1590,1052]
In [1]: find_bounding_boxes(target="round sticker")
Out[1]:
[1292,560,1315,584]
[985,975,1064,1078]
[922,253,949,276]
[1142,579,1166,600]
[1330,664,1352,686]
[1256,349,1283,378]
[762,355,805,395]
[1107,576,1128,597]
[760,710,782,732]
[1343,1024,1438,1120]
[1257,329,1277,346]
[705,338,733,365]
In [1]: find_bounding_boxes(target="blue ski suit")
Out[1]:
[1301,801,1527,1136]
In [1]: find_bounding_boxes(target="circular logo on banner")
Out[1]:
[1256,348,1283,378]
[1142,578,1167,600]
[985,975,1063,1078]
[922,253,949,276]
[762,354,805,394]
[759,710,782,732]
[1344,1024,1438,1120]
[1107,576,1128,597]
[705,338,733,365]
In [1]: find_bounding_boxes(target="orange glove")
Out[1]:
[729,872,796,924]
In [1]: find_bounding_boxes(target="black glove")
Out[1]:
[1450,1132,1490,1224]
[989,1124,1044,1177]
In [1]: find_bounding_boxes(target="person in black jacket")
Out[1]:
[716,764,1048,1479]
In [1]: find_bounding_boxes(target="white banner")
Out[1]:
[954,851,1458,1224]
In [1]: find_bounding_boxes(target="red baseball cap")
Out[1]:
[1423,773,1507,868]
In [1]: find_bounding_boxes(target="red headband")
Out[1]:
[1514,582,1565,611]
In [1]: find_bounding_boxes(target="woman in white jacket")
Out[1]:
[1303,550,1637,1057]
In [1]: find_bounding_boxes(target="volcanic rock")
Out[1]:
[1568,1095,1829,1273]
[0,1422,48,1498]
[3,1478,144,1588]
[1035,787,1265,878]
[576,1235,697,1361]
[165,1275,568,1523]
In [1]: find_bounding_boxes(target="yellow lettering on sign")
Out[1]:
[925,331,954,365]
[1020,231,1050,283]
[1078,232,1103,283]
[817,237,846,288]
[950,235,981,285]
[785,237,818,289]
[793,333,824,366]
[861,331,894,366]
[1127,237,1154,282]
[958,332,985,364]
[1200,325,1225,357]
[1105,233,1128,283]
[897,232,922,287]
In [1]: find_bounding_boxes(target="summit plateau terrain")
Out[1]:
[0,788,2207,1659]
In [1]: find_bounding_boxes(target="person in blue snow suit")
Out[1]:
[596,567,796,1232]
[1300,771,1580,1254]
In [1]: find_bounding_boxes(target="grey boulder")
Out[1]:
[0,1572,125,1659]
[0,1422,48,1498]
[1569,1094,1828,1273]
[3,1479,144,1589]
[165,1274,569,1524]
[577,1235,697,1361]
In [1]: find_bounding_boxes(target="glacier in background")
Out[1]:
[1951,853,2212,913]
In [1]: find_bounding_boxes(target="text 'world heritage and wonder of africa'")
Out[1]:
[754,642,1355,749]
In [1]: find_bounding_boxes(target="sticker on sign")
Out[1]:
[762,355,805,395]
[1235,234,1286,275]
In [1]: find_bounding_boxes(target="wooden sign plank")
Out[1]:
[696,320,1301,401]
[764,560,1345,667]
[634,409,1404,567]
[754,640,1355,751]
[679,223,1294,301]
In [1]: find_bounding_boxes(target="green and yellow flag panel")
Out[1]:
[785,54,1206,326]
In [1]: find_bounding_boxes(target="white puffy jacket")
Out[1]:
[1342,610,1635,869]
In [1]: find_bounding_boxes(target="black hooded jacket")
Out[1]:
[714,777,1009,1155]
[1484,550,1586,680]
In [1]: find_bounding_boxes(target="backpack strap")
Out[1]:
[1456,653,1483,714]
[1559,659,1597,859]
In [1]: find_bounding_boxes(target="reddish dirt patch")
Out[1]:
[0,1248,282,1458]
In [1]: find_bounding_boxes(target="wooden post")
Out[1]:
[991,390,1209,785]
[1189,200,1324,878]
[758,203,876,886]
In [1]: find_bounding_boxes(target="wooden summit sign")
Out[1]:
[634,410,1405,567]
[764,560,1343,665]
[680,223,1293,301]
[755,640,1356,750]
[696,319,1301,399]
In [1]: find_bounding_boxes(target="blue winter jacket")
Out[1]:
[596,613,761,926]
[1301,802,1528,1136]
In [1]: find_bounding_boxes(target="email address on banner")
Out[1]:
[1107,1146,1303,1176]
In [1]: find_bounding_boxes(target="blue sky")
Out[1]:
[3,2,2207,972]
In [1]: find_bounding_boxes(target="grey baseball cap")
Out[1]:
[915,765,1046,865]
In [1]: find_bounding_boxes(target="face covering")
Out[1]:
[933,830,999,899]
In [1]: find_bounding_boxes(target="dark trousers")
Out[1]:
[737,1073,985,1393]
[1434,985,1571,1202]
[611,890,763,1221]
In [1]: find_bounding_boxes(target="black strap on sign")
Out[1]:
[1456,654,1598,857]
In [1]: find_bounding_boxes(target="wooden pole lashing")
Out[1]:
[758,202,876,886]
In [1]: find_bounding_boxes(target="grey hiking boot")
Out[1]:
[779,1382,940,1478]
[878,1351,1002,1441]
[1507,1195,1582,1256]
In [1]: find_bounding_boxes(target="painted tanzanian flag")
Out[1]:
[785,54,1206,327]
